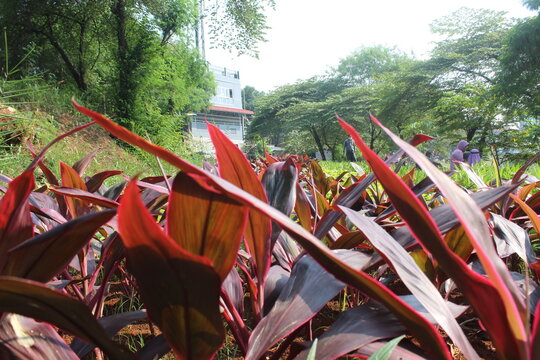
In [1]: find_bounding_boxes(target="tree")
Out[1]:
[242,85,264,111]
[426,8,517,153]
[205,0,275,57]
[496,10,540,118]
[0,0,111,91]
[428,8,513,89]
[247,77,338,148]
[333,45,410,87]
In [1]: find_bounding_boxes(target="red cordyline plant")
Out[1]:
[0,99,537,360]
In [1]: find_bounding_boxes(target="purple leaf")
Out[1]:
[0,314,78,359]
[72,149,99,176]
[222,267,244,316]
[340,208,478,359]
[71,310,147,357]
[246,250,372,360]
[489,212,536,264]
[263,265,290,315]
[7,210,115,282]
[262,158,298,244]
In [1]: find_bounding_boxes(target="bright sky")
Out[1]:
[206,0,534,92]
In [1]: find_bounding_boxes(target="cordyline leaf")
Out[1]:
[263,265,290,315]
[385,185,519,257]
[72,149,99,176]
[207,122,272,287]
[272,233,301,272]
[71,310,147,357]
[310,160,332,196]
[222,267,244,315]
[460,162,488,189]
[306,338,318,360]
[262,157,298,244]
[246,250,372,360]
[410,250,436,282]
[295,295,466,360]
[512,152,540,184]
[167,172,248,281]
[330,230,368,250]
[295,182,314,232]
[314,134,434,240]
[376,177,435,222]
[0,276,131,359]
[73,101,453,359]
[294,302,404,360]
[340,114,527,358]
[341,208,478,359]
[6,210,115,282]
[26,140,59,186]
[86,170,123,193]
[137,335,171,360]
[510,194,540,242]
[532,299,540,357]
[60,161,89,218]
[490,212,536,264]
[49,187,119,208]
[368,114,527,312]
[368,335,406,360]
[444,225,473,263]
[118,180,224,360]
[0,170,34,272]
[355,341,427,360]
[0,314,78,359]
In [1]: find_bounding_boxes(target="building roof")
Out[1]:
[209,105,254,115]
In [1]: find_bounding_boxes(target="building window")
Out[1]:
[217,86,233,98]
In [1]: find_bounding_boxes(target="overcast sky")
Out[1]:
[205,0,534,92]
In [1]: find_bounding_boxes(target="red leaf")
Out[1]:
[0,170,34,272]
[74,102,457,359]
[340,209,478,359]
[167,172,248,281]
[72,149,99,176]
[49,187,119,208]
[60,162,89,218]
[339,115,528,358]
[7,210,115,282]
[118,180,224,359]
[207,122,272,286]
[0,276,131,359]
[86,170,123,193]
[532,297,540,357]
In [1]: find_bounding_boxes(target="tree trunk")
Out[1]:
[42,32,88,91]
[466,126,478,142]
[310,126,326,160]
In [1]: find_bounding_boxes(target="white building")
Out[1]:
[190,65,253,144]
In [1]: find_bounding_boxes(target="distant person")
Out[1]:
[343,135,357,161]
[450,140,469,170]
[468,148,481,166]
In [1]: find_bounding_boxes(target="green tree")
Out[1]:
[426,8,516,153]
[496,9,540,117]
[0,0,111,91]
[205,0,275,57]
[242,85,264,111]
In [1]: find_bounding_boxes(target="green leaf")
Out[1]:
[306,338,318,360]
[367,335,405,360]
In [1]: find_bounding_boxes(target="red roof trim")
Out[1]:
[209,105,254,115]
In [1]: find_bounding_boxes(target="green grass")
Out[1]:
[320,159,540,189]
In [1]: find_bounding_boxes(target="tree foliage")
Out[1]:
[249,6,539,163]
[0,0,271,147]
